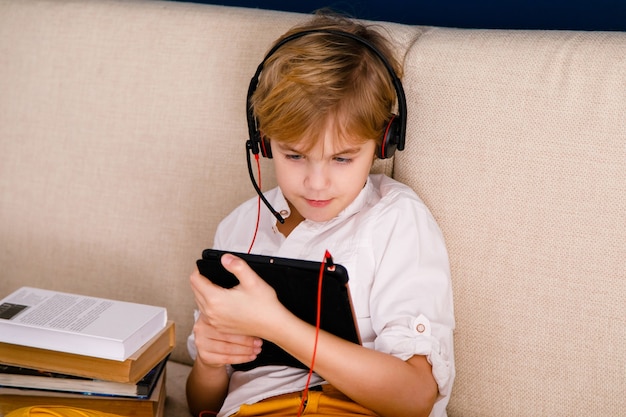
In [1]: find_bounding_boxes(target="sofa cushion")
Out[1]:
[396,27,626,416]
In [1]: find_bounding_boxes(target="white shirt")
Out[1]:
[188,174,455,417]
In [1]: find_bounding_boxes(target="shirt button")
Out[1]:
[416,323,426,333]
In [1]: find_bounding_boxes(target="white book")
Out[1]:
[0,287,167,361]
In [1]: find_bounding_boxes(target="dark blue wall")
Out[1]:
[179,0,626,31]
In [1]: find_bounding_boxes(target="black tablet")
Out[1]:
[196,249,361,371]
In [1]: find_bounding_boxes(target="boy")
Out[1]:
[186,11,455,417]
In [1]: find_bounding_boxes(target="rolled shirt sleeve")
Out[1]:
[375,314,454,395]
[368,183,455,397]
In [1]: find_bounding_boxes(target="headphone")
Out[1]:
[246,29,407,160]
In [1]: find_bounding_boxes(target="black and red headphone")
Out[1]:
[246,29,407,160]
[245,29,408,225]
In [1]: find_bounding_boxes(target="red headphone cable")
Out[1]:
[297,250,331,416]
[247,153,262,254]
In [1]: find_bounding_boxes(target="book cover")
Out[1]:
[0,287,167,361]
[0,355,168,398]
[0,321,175,383]
[0,367,166,417]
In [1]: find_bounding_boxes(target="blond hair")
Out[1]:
[250,12,402,152]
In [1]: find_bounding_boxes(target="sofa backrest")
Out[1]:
[0,1,625,416]
[0,0,411,378]
[397,27,626,415]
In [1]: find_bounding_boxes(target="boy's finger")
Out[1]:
[220,253,258,286]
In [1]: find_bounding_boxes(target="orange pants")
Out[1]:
[232,385,379,417]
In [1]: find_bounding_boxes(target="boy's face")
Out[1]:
[271,126,376,223]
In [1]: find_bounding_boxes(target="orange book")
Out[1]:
[0,321,175,384]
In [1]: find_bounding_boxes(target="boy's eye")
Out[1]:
[334,156,352,164]
[285,154,303,161]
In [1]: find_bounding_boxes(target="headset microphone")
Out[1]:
[246,140,285,224]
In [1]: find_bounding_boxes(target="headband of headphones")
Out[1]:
[246,29,407,159]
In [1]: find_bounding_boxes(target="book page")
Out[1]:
[0,288,114,333]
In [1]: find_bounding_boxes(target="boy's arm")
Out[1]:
[186,361,229,417]
[213,255,439,417]
[268,309,438,417]
[185,307,262,416]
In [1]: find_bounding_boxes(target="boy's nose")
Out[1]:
[304,164,330,190]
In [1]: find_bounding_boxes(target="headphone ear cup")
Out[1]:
[377,115,400,159]
[250,129,273,158]
[260,136,273,158]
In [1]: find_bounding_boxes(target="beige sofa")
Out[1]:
[1,0,625,416]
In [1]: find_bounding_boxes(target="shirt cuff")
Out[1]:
[375,314,453,395]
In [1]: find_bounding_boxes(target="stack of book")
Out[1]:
[0,287,176,417]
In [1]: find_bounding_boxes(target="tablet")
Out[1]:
[196,249,361,371]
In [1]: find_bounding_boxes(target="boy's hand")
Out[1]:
[192,312,262,367]
[190,253,289,347]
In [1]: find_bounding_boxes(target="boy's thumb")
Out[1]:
[220,253,253,285]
